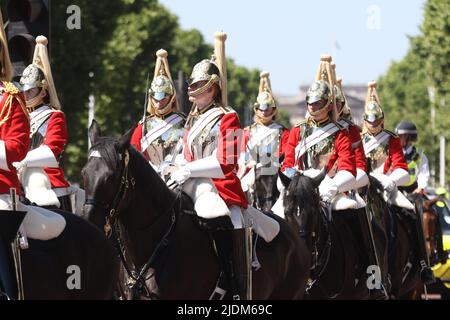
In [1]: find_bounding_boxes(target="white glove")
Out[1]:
[13,160,27,172]
[319,179,338,203]
[167,166,191,188]
[381,176,396,193]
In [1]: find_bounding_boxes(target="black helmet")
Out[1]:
[395,120,418,140]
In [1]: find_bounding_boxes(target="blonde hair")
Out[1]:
[33,36,61,110]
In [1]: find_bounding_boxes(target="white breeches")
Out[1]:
[182,178,244,229]
[0,194,66,241]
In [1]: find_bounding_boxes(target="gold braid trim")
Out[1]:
[0,82,30,128]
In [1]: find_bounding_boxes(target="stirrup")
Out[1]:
[420,263,435,285]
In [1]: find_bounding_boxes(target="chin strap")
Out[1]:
[25,88,46,112]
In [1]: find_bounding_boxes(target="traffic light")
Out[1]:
[5,0,49,79]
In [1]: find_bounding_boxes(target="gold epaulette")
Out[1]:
[0,81,20,95]
[294,119,307,128]
[383,129,398,138]
[217,104,235,114]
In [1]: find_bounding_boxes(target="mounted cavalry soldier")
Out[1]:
[276,54,357,213]
[334,68,388,298]
[167,32,252,300]
[361,81,435,285]
[131,49,185,175]
[238,71,289,211]
[15,36,72,212]
[0,13,65,299]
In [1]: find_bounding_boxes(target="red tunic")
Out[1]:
[184,111,248,209]
[41,111,70,188]
[348,124,367,172]
[281,124,356,176]
[384,136,408,173]
[131,122,144,152]
[0,83,30,194]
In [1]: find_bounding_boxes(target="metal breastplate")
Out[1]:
[143,115,185,166]
[189,115,221,160]
[363,133,390,173]
[248,124,282,167]
[299,123,336,173]
[30,113,53,151]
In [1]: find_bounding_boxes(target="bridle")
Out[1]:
[84,148,181,299]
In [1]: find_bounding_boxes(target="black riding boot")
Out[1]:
[411,210,436,285]
[356,208,389,300]
[210,217,252,300]
[0,210,27,299]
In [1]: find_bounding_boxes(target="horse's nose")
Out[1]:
[263,201,273,214]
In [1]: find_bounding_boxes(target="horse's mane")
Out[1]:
[285,173,321,218]
[92,137,122,169]
[91,137,177,208]
[368,175,385,195]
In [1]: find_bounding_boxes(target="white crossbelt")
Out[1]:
[140,113,183,151]
[363,131,390,156]
[294,122,340,161]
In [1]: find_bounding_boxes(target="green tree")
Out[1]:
[50,0,263,183]
[378,0,450,187]
[51,0,125,182]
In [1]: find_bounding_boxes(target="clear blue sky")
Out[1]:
[159,0,426,95]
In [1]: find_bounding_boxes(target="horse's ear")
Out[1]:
[118,125,137,151]
[279,170,291,189]
[312,167,327,188]
[89,119,101,146]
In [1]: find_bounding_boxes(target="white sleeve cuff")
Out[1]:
[389,168,410,187]
[354,169,369,189]
[186,155,225,179]
[0,141,9,171]
[25,145,59,168]
[332,170,357,193]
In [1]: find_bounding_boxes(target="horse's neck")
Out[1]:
[119,154,177,267]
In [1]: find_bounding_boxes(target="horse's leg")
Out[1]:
[422,212,436,264]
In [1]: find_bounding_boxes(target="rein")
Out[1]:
[85,148,181,299]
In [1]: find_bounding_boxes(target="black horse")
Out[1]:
[82,121,310,300]
[280,170,372,299]
[246,164,280,214]
[0,208,118,299]
[367,176,421,299]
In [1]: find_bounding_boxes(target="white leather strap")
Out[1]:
[295,122,339,161]
[363,130,390,156]
[140,114,183,152]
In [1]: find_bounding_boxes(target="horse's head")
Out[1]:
[279,168,325,242]
[254,165,280,213]
[82,120,136,231]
